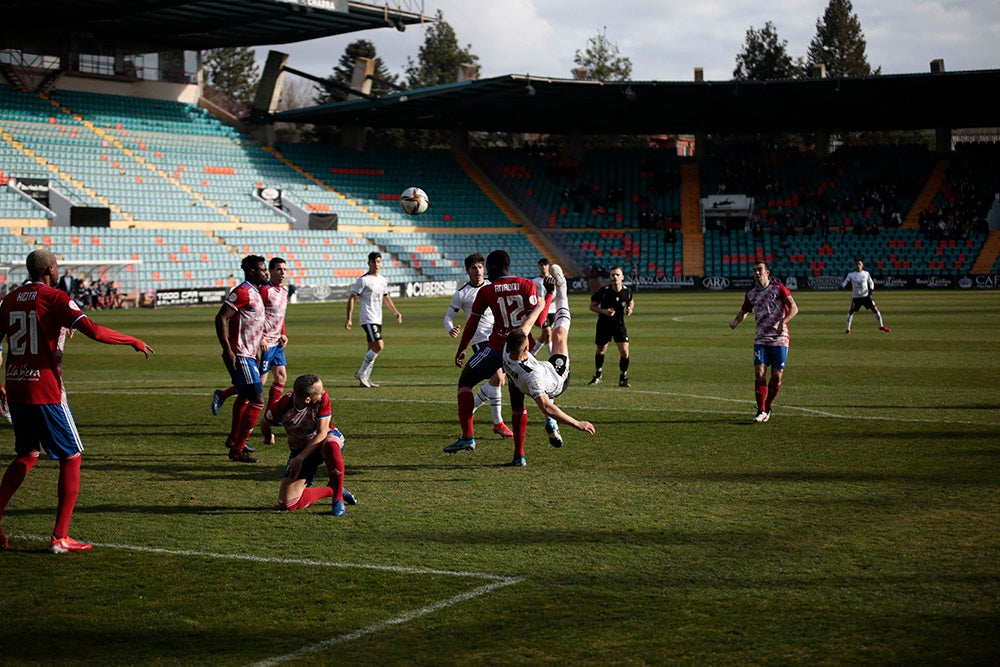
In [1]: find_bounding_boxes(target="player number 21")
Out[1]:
[7,311,40,356]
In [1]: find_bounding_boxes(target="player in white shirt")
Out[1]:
[502,264,594,467]
[531,258,554,356]
[444,253,513,438]
[345,252,402,387]
[842,259,890,334]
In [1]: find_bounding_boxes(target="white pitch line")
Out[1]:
[12,535,524,666]
[245,577,523,667]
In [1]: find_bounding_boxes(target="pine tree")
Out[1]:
[807,0,880,78]
[202,47,260,108]
[316,39,399,105]
[573,27,633,81]
[405,9,479,89]
[733,21,803,80]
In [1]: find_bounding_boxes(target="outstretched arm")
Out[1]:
[74,317,154,358]
[534,393,595,434]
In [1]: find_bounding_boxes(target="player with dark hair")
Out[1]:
[444,253,512,438]
[729,260,799,423]
[215,254,268,462]
[588,266,634,387]
[213,256,290,447]
[345,252,402,388]
[502,264,594,466]
[842,258,890,334]
[0,249,154,553]
[445,250,550,458]
[266,374,357,516]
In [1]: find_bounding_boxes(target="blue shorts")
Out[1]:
[260,345,287,374]
[282,428,344,484]
[10,402,84,460]
[462,345,503,387]
[228,355,263,394]
[753,344,788,370]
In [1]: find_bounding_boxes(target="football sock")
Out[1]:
[755,378,769,412]
[874,311,885,327]
[458,386,475,438]
[764,377,782,413]
[220,385,238,400]
[512,406,528,459]
[266,384,284,412]
[0,454,39,518]
[230,397,249,446]
[472,384,490,412]
[531,338,545,355]
[846,313,854,330]
[595,352,605,377]
[54,454,82,539]
[285,486,334,511]
[235,401,264,449]
[359,350,378,379]
[619,356,630,376]
[322,438,345,501]
[486,382,503,424]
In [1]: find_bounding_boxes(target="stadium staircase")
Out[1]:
[904,158,950,229]
[679,160,705,275]
[971,231,1000,274]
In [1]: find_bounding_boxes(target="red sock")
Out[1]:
[54,454,82,538]
[229,397,249,447]
[755,378,768,412]
[322,438,345,501]
[220,385,238,400]
[512,407,528,459]
[765,377,781,412]
[287,486,334,511]
[266,384,284,414]
[0,454,39,517]
[458,387,475,438]
[234,402,264,449]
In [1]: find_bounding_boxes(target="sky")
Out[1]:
[256,0,999,93]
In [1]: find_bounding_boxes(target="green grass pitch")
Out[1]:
[1,289,998,665]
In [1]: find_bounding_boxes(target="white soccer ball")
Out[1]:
[400,187,429,215]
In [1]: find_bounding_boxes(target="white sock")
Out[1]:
[846,313,854,330]
[473,384,491,412]
[874,311,884,327]
[532,339,545,355]
[486,383,503,424]
[359,350,378,378]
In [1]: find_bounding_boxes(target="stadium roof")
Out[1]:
[2,0,427,52]
[273,69,1000,135]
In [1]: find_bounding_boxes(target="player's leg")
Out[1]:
[278,450,330,511]
[228,357,263,462]
[845,300,859,333]
[0,409,42,550]
[36,403,92,553]
[487,370,513,437]
[616,339,631,387]
[870,301,890,332]
[507,383,528,466]
[752,345,770,422]
[356,328,383,387]
[259,352,287,445]
[322,429,348,515]
[446,348,500,452]
[590,342,609,384]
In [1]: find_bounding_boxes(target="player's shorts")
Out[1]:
[463,345,503,387]
[595,320,628,346]
[10,401,84,460]
[850,296,877,312]
[361,323,383,344]
[548,354,570,398]
[753,344,788,370]
[282,427,344,484]
[228,355,263,394]
[259,345,287,374]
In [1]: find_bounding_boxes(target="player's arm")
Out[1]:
[74,316,154,358]
[590,296,614,318]
[284,415,331,479]
[626,296,635,316]
[383,293,402,323]
[534,393,595,435]
[730,307,752,329]
[344,293,357,330]
[782,296,799,327]
[455,311,482,367]
[444,306,461,338]
[215,304,237,365]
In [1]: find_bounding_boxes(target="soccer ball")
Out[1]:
[400,187,429,215]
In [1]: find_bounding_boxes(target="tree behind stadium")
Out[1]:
[807,0,880,78]
[203,47,261,115]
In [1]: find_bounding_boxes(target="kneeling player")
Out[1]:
[502,265,595,467]
[266,374,357,516]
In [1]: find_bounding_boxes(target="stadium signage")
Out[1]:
[155,287,228,306]
[702,276,731,291]
[806,276,843,290]
[12,177,50,207]
[404,280,459,298]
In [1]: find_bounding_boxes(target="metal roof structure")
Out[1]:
[2,0,427,53]
[272,69,1000,135]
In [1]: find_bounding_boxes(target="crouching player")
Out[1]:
[501,264,595,467]
[266,374,357,516]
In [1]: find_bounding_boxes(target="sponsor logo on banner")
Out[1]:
[702,276,731,291]
[806,276,842,290]
[875,276,909,289]
[404,280,458,298]
[155,287,229,306]
[970,275,1000,289]
[915,277,953,288]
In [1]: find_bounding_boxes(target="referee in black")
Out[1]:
[587,266,634,387]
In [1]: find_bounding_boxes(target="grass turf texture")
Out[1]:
[0,290,998,665]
